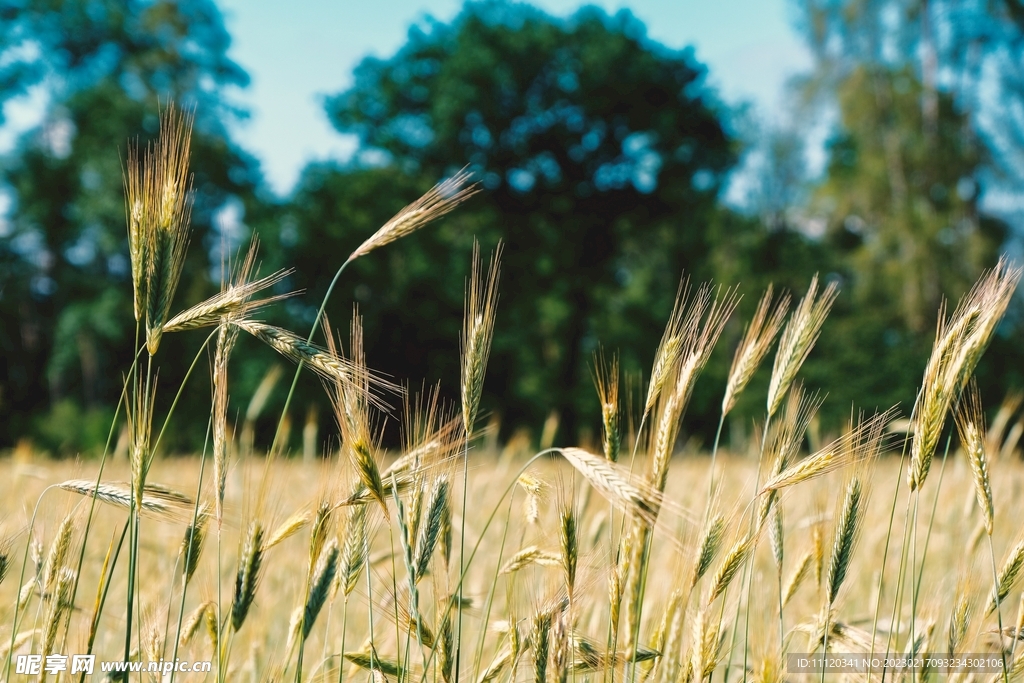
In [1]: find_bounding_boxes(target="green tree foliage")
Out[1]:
[813,66,1004,331]
[0,0,264,451]
[789,0,1024,417]
[282,2,738,441]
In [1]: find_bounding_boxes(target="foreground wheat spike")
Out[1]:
[722,284,790,417]
[826,477,863,605]
[213,319,237,526]
[231,520,265,631]
[499,546,561,574]
[649,284,739,491]
[162,239,295,333]
[123,105,195,355]
[988,540,1024,614]
[41,514,75,602]
[948,578,974,656]
[302,538,338,640]
[643,279,694,419]
[949,257,1022,392]
[910,258,1021,490]
[706,534,752,607]
[760,408,893,492]
[413,476,449,582]
[41,567,75,661]
[555,448,661,526]
[592,348,621,462]
[179,509,208,586]
[58,479,195,521]
[346,169,478,264]
[462,239,502,435]
[560,500,578,599]
[179,601,213,647]
[766,274,839,419]
[238,320,362,384]
[782,548,814,606]
[691,513,726,590]
[908,300,979,490]
[337,505,368,598]
[956,382,995,534]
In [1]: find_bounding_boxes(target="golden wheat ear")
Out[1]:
[346,168,479,264]
[461,238,502,436]
[126,103,196,356]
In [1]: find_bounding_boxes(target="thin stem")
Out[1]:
[456,433,471,683]
[989,534,1010,683]
[269,258,353,459]
[475,491,517,674]
[706,412,726,509]
[867,431,911,680]
[169,417,212,683]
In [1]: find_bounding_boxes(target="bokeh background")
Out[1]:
[2,0,1024,455]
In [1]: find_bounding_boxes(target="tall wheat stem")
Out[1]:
[169,416,211,683]
[988,535,1011,683]
[475,493,517,674]
[867,431,911,679]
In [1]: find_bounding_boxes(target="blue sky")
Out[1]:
[0,0,811,198]
[216,0,811,195]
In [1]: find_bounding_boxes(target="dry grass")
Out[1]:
[5,446,1024,679]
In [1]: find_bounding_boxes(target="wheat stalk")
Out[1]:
[782,548,814,607]
[500,546,562,574]
[760,408,893,492]
[560,501,578,599]
[163,242,295,332]
[337,505,367,598]
[179,509,208,586]
[555,448,661,526]
[706,534,753,607]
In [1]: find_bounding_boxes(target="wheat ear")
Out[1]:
[346,169,478,263]
[955,381,994,534]
[461,239,502,435]
[766,274,838,419]
[230,520,265,631]
[722,284,790,416]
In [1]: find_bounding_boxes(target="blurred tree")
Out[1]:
[789,0,1024,416]
[284,1,738,442]
[0,0,266,451]
[813,66,1004,330]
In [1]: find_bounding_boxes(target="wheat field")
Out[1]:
[3,105,1024,683]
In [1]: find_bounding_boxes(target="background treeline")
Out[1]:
[2,0,1024,455]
